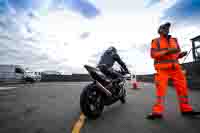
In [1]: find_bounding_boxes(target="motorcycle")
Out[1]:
[80,65,130,119]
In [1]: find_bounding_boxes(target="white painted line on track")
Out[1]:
[0,87,17,90]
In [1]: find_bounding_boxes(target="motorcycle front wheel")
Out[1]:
[120,88,127,104]
[80,84,104,119]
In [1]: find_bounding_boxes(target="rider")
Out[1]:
[97,46,130,81]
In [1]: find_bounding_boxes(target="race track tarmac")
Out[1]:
[0,82,200,133]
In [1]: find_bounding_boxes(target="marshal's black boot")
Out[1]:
[181,110,200,116]
[146,113,163,120]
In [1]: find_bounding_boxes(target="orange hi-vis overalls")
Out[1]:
[151,36,193,114]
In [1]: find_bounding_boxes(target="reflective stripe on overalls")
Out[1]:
[153,38,178,69]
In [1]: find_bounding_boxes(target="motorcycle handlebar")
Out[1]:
[116,67,130,75]
[123,75,131,79]
[116,70,127,75]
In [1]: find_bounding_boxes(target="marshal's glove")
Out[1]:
[178,51,188,59]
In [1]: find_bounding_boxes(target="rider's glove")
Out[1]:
[126,70,130,74]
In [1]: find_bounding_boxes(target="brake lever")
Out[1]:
[123,74,131,79]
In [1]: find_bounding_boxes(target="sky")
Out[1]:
[0,0,200,74]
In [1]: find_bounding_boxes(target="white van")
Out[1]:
[24,71,41,81]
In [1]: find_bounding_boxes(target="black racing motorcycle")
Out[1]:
[80,65,130,119]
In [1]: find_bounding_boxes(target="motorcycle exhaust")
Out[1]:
[96,81,112,96]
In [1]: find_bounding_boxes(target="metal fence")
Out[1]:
[41,74,92,82]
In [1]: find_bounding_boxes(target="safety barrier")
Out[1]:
[41,74,92,82]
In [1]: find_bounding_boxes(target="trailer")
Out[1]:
[191,35,200,62]
[181,35,200,89]
[0,65,25,83]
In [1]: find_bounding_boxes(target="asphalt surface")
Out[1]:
[0,82,200,133]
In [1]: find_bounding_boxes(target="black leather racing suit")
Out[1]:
[97,48,129,80]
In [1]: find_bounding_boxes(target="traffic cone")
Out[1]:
[129,74,138,89]
[132,81,138,89]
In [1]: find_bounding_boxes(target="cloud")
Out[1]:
[163,0,200,25]
[0,21,7,28]
[87,51,103,66]
[145,0,160,7]
[87,59,97,65]
[8,0,49,13]
[0,13,32,37]
[0,29,64,72]
[80,32,90,39]
[0,0,100,19]
[0,34,13,41]
[0,42,63,72]
[0,0,9,13]
[8,0,36,10]
[24,36,38,42]
[0,0,181,74]
[66,0,100,19]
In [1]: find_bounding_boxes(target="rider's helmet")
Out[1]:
[107,46,117,54]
